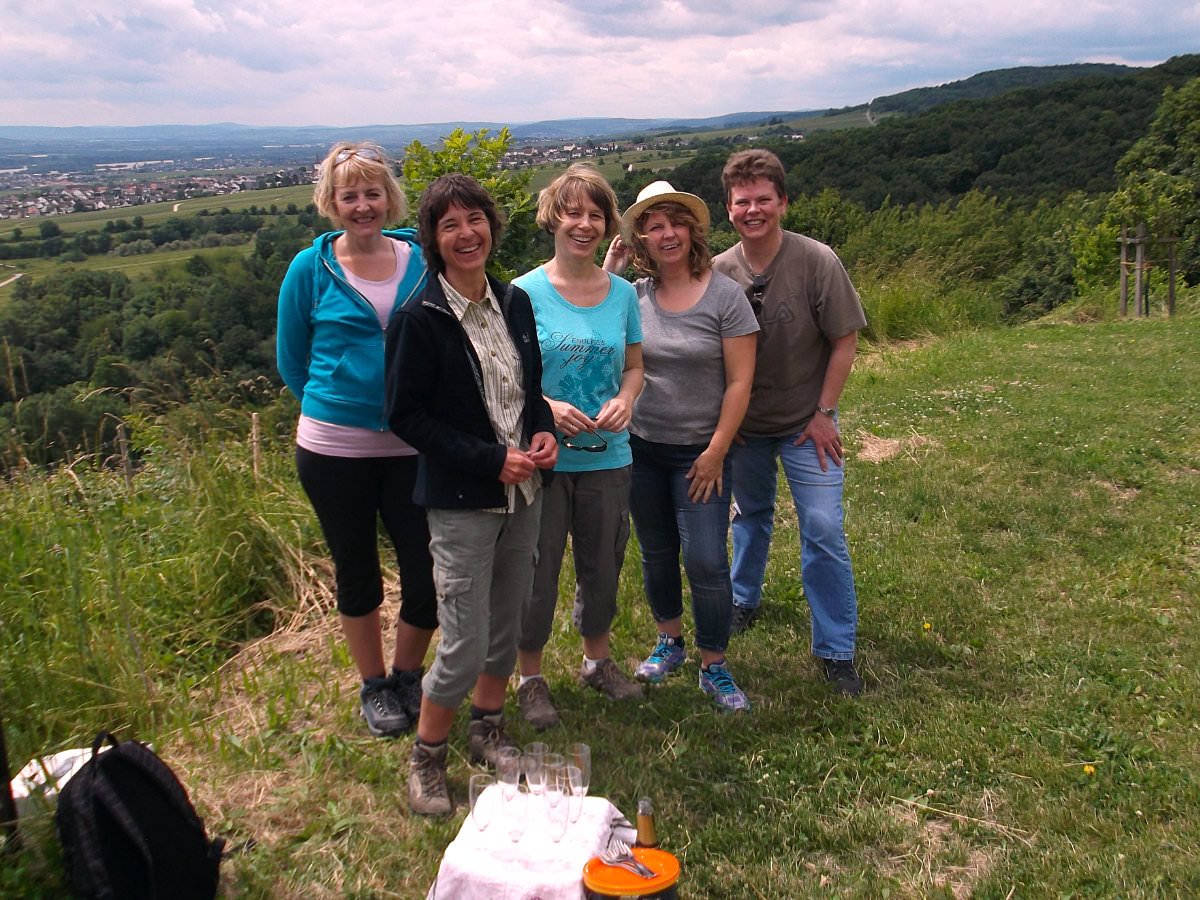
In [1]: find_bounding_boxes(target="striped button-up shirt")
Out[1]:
[440,274,540,511]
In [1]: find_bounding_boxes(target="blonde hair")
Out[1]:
[535,163,620,238]
[628,201,712,283]
[313,141,407,227]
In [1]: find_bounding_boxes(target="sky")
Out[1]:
[2,0,1199,128]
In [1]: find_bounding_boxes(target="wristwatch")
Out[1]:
[816,405,837,417]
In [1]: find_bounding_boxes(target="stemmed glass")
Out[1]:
[524,743,548,798]
[496,747,522,799]
[567,743,590,822]
[503,784,529,844]
[468,773,495,832]
[544,763,570,843]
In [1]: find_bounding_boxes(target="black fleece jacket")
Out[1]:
[384,273,554,510]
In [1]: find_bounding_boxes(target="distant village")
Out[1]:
[0,132,800,220]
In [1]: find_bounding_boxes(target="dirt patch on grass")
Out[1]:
[856,430,938,464]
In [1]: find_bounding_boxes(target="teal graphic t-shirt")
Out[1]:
[514,266,642,472]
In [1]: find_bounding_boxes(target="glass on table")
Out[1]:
[567,742,591,820]
[566,764,585,823]
[496,746,522,798]
[544,767,570,843]
[502,783,529,844]
[523,742,548,796]
[468,773,495,832]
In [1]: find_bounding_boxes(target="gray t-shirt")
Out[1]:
[714,231,866,436]
[631,270,759,445]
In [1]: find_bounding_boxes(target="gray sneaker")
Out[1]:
[408,741,452,816]
[517,677,560,730]
[360,676,409,737]
[579,657,644,700]
[467,713,518,768]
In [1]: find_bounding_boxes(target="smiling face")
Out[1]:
[553,191,607,262]
[638,207,692,269]
[331,176,389,238]
[726,176,787,243]
[435,202,493,286]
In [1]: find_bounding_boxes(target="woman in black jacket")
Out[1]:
[385,174,557,816]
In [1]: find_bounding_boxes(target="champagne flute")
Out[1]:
[544,765,569,843]
[496,747,522,799]
[468,773,495,832]
[566,764,585,823]
[524,743,548,797]
[568,742,590,818]
[503,783,529,844]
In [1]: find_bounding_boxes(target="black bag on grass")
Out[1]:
[55,731,224,900]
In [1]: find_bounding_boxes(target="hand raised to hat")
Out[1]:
[603,236,632,274]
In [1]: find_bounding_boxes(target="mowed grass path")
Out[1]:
[5,314,1197,897]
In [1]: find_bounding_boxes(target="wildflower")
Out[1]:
[923,622,932,631]
[1083,764,1096,776]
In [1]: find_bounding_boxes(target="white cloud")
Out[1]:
[0,0,1196,125]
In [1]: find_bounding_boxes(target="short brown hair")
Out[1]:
[313,141,406,227]
[721,148,787,204]
[536,163,620,238]
[416,174,505,275]
[628,201,712,283]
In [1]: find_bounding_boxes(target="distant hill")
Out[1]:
[870,63,1136,116]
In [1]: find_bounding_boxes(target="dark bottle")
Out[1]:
[634,796,659,848]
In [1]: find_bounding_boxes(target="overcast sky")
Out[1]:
[2,0,1198,128]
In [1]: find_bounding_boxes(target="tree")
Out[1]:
[401,127,537,278]
[1109,76,1200,282]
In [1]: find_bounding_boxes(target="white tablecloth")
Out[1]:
[426,794,636,900]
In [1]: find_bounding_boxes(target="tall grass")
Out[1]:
[3,300,1198,897]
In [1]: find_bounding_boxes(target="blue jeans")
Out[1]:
[731,433,858,660]
[629,436,733,653]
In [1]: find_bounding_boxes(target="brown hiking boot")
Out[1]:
[517,677,560,730]
[467,713,518,768]
[408,741,452,816]
[579,657,644,700]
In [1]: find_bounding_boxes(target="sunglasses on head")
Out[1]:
[333,146,383,166]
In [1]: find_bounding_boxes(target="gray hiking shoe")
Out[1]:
[579,657,644,700]
[517,677,560,730]
[408,741,452,816]
[390,667,424,724]
[467,713,518,768]
[823,658,864,697]
[360,675,409,737]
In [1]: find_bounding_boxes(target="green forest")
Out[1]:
[4,54,1199,468]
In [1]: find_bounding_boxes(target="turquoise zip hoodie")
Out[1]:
[276,228,427,431]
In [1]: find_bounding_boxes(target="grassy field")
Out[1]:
[2,306,1196,898]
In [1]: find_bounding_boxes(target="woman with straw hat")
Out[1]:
[604,180,758,711]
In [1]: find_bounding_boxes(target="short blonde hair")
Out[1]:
[628,201,712,283]
[313,141,407,227]
[535,163,620,238]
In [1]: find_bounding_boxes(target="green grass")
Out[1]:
[2,310,1198,897]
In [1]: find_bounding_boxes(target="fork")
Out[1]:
[603,838,656,878]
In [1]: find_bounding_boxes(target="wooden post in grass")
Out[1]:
[117,421,134,493]
[251,412,261,482]
[1119,226,1129,317]
[1134,223,1147,317]
[1165,235,1179,317]
[0,712,19,853]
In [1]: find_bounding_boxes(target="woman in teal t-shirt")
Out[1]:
[512,164,645,730]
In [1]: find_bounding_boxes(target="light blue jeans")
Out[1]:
[731,433,857,660]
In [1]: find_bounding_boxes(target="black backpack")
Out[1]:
[55,731,225,900]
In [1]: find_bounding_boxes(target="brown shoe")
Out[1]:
[467,713,518,768]
[408,741,452,816]
[579,657,644,701]
[517,677,560,730]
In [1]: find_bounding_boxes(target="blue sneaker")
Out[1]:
[699,661,750,711]
[635,634,686,683]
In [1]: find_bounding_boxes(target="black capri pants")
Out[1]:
[296,446,437,627]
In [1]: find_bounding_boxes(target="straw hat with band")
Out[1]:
[621,180,710,242]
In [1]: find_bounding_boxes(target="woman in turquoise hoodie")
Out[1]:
[276,141,435,738]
